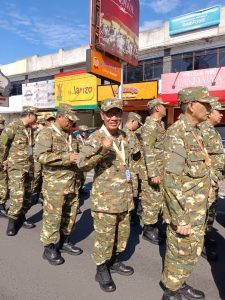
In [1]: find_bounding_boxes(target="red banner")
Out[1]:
[99,0,139,66]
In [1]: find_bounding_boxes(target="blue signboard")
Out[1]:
[169,6,220,35]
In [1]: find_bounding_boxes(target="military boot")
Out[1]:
[109,255,134,276]
[142,224,161,245]
[0,203,8,218]
[6,218,18,236]
[201,245,217,261]
[59,234,83,256]
[161,289,182,300]
[20,214,36,229]
[179,283,205,299]
[95,262,116,292]
[43,244,65,265]
[204,235,216,246]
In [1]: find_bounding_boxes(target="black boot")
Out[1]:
[6,218,18,236]
[43,244,65,265]
[20,214,35,229]
[179,283,205,299]
[142,224,161,245]
[204,235,216,246]
[77,207,82,214]
[59,234,83,256]
[0,203,8,218]
[161,289,182,300]
[95,263,116,292]
[201,245,217,261]
[109,256,134,276]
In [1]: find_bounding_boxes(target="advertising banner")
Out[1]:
[98,0,139,66]
[86,49,121,83]
[98,81,158,101]
[169,6,220,35]
[161,67,225,94]
[55,73,100,108]
[22,80,55,108]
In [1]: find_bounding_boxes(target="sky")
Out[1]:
[0,0,224,65]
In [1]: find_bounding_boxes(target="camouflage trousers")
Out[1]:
[131,173,139,198]
[161,224,205,291]
[8,168,33,220]
[31,158,42,195]
[40,191,79,246]
[0,170,8,205]
[141,179,164,225]
[205,186,219,234]
[91,211,130,265]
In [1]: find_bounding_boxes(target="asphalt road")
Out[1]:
[0,175,225,300]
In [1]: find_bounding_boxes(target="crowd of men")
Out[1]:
[0,85,224,300]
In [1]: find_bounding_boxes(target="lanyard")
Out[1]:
[191,130,211,167]
[24,127,32,146]
[51,123,73,151]
[100,125,126,166]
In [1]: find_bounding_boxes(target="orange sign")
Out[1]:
[98,81,158,101]
[86,49,121,83]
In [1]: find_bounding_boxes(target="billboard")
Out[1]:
[86,49,121,83]
[91,0,140,66]
[98,81,158,101]
[22,80,55,108]
[55,73,100,109]
[169,6,220,35]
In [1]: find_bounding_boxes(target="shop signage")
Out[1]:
[86,49,121,83]
[161,67,225,94]
[55,73,100,108]
[169,6,220,35]
[22,80,55,108]
[98,81,158,101]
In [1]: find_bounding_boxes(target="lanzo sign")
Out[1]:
[169,6,220,35]
[86,49,121,83]
[22,80,55,108]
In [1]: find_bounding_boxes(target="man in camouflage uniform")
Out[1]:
[34,105,83,266]
[0,115,9,218]
[199,99,225,261]
[141,98,168,244]
[123,112,143,225]
[78,98,134,293]
[161,87,213,300]
[1,107,38,236]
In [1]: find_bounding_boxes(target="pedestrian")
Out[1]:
[34,104,83,266]
[141,98,168,244]
[78,98,134,293]
[1,107,38,236]
[199,99,225,261]
[161,87,213,300]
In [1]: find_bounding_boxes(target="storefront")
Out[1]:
[160,67,225,124]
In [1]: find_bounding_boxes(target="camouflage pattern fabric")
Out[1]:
[77,126,134,213]
[75,134,87,191]
[34,123,79,246]
[91,211,130,265]
[0,133,8,205]
[162,224,205,291]
[1,119,33,219]
[141,116,166,224]
[199,120,225,234]
[161,113,211,290]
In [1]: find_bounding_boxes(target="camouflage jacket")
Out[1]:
[141,116,166,178]
[199,121,225,183]
[77,126,133,213]
[163,114,210,226]
[123,127,141,174]
[1,119,32,172]
[34,123,77,195]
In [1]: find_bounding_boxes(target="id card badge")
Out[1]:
[28,147,33,156]
[125,169,131,182]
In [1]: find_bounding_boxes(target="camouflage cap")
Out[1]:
[210,99,225,111]
[178,86,212,104]
[58,104,79,123]
[127,112,143,125]
[101,98,123,112]
[78,125,89,131]
[147,98,169,110]
[45,112,56,120]
[0,114,5,124]
[23,106,39,115]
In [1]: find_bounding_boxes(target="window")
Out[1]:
[10,81,23,96]
[194,49,217,69]
[143,58,163,80]
[219,48,225,67]
[171,53,193,72]
[126,64,143,83]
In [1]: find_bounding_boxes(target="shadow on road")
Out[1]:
[27,208,43,224]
